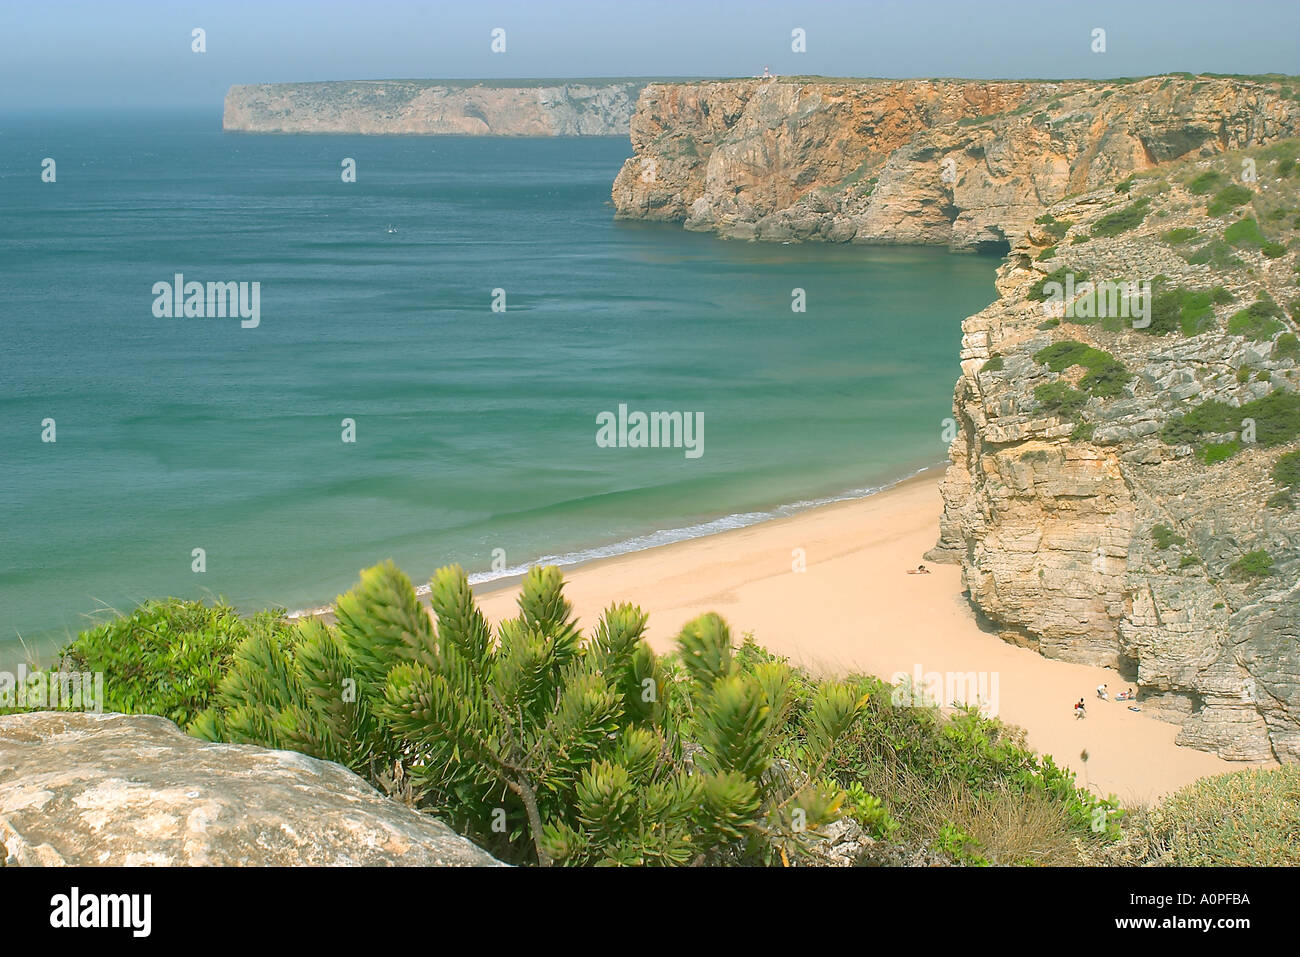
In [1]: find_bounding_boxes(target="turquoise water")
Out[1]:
[0,111,998,668]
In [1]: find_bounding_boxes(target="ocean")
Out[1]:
[0,110,998,668]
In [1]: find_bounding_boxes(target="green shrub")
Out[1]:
[1200,440,1242,464]
[1091,198,1150,238]
[1160,227,1198,244]
[53,599,293,727]
[1178,554,1201,568]
[1034,213,1072,240]
[1145,283,1232,336]
[1152,525,1185,550]
[1034,381,1087,419]
[982,354,1005,373]
[1229,549,1274,579]
[1188,170,1226,196]
[190,561,866,866]
[1274,333,1300,361]
[1182,239,1244,268]
[1029,266,1088,302]
[1034,341,1132,397]
[1035,340,1094,372]
[1273,450,1300,490]
[1105,765,1300,865]
[1227,298,1286,340]
[1036,245,1057,261]
[1224,217,1268,248]
[824,677,1121,863]
[1162,389,1300,451]
[1207,184,1253,216]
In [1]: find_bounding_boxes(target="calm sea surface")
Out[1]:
[0,110,998,667]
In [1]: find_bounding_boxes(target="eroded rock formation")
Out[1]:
[612,76,1300,249]
[926,151,1300,763]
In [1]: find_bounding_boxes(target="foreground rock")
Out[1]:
[223,79,646,135]
[0,712,502,866]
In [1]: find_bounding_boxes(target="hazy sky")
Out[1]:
[3,0,1298,111]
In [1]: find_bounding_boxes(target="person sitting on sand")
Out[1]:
[1096,683,1108,700]
[906,564,931,575]
[1074,698,1086,719]
[1116,687,1135,701]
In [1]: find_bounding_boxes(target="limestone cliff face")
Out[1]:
[223,80,645,135]
[614,75,1300,764]
[612,76,1300,249]
[928,145,1300,764]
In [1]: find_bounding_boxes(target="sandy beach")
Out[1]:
[473,471,1258,805]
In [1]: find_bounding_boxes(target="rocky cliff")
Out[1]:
[613,75,1300,763]
[612,76,1300,249]
[927,143,1300,764]
[0,711,503,865]
[223,79,647,135]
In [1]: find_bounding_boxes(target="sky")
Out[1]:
[2,0,1298,111]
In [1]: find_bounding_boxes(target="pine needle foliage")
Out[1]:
[192,561,866,865]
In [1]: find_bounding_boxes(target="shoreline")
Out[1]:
[464,472,1263,805]
[285,464,943,622]
[16,464,1263,803]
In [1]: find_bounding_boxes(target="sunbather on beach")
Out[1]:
[906,564,931,575]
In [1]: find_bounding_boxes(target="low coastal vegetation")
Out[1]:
[1229,549,1275,580]
[1151,524,1186,550]
[1160,226,1198,245]
[28,563,1129,867]
[1089,197,1150,238]
[1033,212,1072,241]
[53,600,293,726]
[1161,389,1300,457]
[22,572,1299,866]
[1098,764,1300,866]
[1144,281,1233,336]
[1034,340,1132,398]
[1226,295,1287,340]
[1207,184,1254,217]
